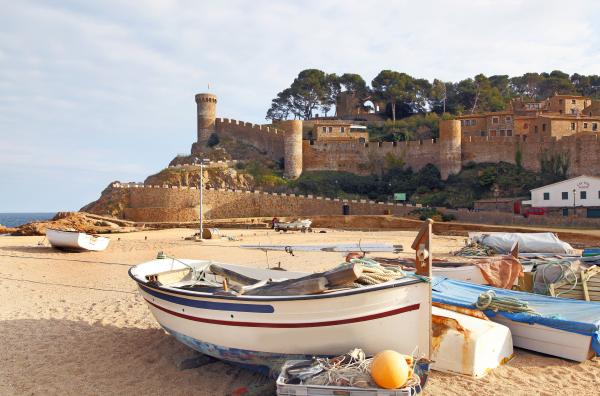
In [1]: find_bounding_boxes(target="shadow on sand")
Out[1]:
[0,318,271,395]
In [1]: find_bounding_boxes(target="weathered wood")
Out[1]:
[411,218,433,277]
[209,264,259,286]
[321,263,363,286]
[510,242,519,259]
[244,277,328,296]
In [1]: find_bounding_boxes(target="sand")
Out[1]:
[1,227,599,395]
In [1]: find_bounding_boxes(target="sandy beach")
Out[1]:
[1,227,599,395]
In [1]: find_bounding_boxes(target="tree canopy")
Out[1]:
[266,69,600,121]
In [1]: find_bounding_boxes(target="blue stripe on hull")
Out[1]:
[140,284,274,313]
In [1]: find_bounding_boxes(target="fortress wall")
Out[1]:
[303,139,441,174]
[461,136,521,167]
[115,183,417,222]
[461,134,600,176]
[215,118,285,159]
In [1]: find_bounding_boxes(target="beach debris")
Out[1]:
[454,242,497,257]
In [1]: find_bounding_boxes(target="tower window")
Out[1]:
[571,123,576,131]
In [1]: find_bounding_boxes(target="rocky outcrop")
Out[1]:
[10,212,137,236]
[144,166,257,191]
[81,182,131,218]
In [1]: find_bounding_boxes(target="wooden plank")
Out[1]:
[244,277,328,296]
[146,268,191,285]
[412,219,433,277]
[209,264,259,286]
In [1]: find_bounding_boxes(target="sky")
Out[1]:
[1,0,600,212]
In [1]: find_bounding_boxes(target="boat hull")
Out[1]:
[135,270,431,372]
[46,228,110,251]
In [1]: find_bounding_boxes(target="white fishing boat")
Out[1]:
[46,228,110,252]
[273,219,312,232]
[129,259,432,374]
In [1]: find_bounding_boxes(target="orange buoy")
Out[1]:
[370,350,410,389]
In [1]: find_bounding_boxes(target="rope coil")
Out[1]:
[475,290,539,315]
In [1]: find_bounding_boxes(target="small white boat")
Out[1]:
[46,228,110,252]
[129,259,432,374]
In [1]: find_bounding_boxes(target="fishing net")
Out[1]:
[299,349,422,389]
[454,242,497,257]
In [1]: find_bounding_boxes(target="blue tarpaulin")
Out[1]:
[431,277,600,355]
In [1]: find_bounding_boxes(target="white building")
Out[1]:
[523,175,600,218]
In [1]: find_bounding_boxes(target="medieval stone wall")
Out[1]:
[302,139,441,175]
[214,118,286,159]
[461,133,600,176]
[114,183,418,222]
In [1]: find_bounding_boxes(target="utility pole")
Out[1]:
[194,158,210,239]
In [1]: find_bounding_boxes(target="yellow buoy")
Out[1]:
[370,350,410,389]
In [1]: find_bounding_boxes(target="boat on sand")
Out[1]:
[46,228,110,252]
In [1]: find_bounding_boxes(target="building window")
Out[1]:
[506,129,513,136]
[543,192,550,200]
[328,127,333,133]
[524,123,529,129]
[593,123,598,131]
[584,123,588,129]
[572,99,576,104]
[571,122,576,131]
[571,108,577,115]
[534,125,538,133]
[341,127,345,133]
[562,191,569,200]
[562,208,569,216]
[490,130,497,137]
[500,130,506,136]
[461,120,465,126]
[580,191,587,200]
[481,130,487,136]
[505,116,512,122]
[472,119,477,126]
[322,127,326,132]
[492,117,499,124]
[542,123,546,132]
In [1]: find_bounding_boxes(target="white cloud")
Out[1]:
[1,0,599,210]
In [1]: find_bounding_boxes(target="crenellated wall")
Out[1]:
[461,133,600,176]
[214,118,286,159]
[112,183,420,222]
[303,139,441,174]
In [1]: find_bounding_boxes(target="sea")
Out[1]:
[0,212,56,228]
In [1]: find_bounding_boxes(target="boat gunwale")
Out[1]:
[46,227,107,239]
[129,265,426,302]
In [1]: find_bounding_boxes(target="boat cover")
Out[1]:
[432,277,600,355]
[469,232,574,254]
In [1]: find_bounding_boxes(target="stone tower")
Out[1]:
[280,120,303,179]
[439,119,462,180]
[195,93,217,146]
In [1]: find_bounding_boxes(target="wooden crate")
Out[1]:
[549,265,600,301]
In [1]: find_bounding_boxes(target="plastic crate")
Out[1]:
[276,360,424,396]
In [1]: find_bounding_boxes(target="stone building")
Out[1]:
[455,93,600,139]
[190,91,600,182]
[312,121,368,142]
